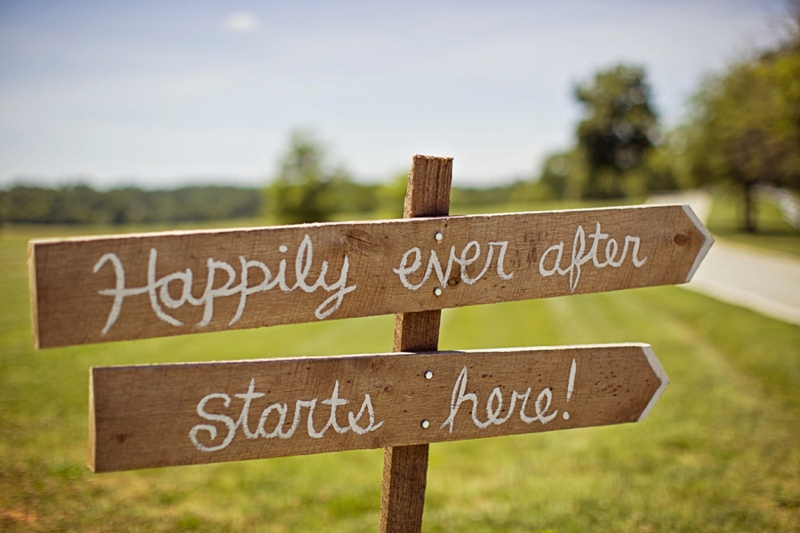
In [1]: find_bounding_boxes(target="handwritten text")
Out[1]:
[189,379,384,452]
[394,240,514,291]
[93,235,357,334]
[539,223,647,292]
[441,366,562,432]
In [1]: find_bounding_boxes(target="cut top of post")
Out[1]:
[404,155,453,218]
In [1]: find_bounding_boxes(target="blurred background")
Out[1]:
[1,1,799,532]
[0,0,798,231]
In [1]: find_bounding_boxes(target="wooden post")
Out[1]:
[379,155,452,533]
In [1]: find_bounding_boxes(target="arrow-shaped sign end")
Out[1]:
[682,204,714,283]
[637,343,669,422]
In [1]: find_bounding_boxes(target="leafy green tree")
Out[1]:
[326,178,380,216]
[267,130,348,224]
[376,172,408,218]
[537,149,587,200]
[685,47,800,231]
[574,65,659,198]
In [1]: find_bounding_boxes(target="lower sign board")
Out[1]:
[90,343,667,472]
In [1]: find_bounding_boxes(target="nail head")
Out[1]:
[433,287,443,297]
[434,231,443,242]
[421,420,430,429]
[424,370,433,380]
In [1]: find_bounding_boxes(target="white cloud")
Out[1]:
[224,12,260,33]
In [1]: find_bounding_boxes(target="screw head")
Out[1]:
[424,370,433,380]
[433,287,443,297]
[434,231,443,242]
[421,420,430,429]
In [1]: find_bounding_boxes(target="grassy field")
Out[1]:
[1,220,799,532]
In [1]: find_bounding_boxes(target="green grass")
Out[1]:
[1,221,800,532]
[706,188,800,257]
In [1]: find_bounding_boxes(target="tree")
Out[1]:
[574,65,659,198]
[376,172,408,218]
[537,149,586,200]
[268,130,345,224]
[685,49,800,232]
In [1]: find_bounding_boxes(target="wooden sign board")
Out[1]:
[30,205,712,348]
[90,343,667,473]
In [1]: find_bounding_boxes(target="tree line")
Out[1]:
[0,185,263,225]
[269,5,799,231]
[4,6,797,230]
[0,178,523,226]
[537,6,800,232]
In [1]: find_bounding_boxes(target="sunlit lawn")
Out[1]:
[1,220,799,532]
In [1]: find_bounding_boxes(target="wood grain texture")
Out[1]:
[30,204,711,349]
[381,444,429,533]
[381,154,451,533]
[402,155,452,218]
[88,344,667,473]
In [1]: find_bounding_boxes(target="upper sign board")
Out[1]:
[30,205,712,348]
[89,343,667,472]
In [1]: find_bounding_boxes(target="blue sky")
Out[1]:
[0,0,790,188]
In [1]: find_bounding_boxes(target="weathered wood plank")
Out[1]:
[30,204,712,348]
[380,154,451,533]
[381,445,428,533]
[89,344,668,473]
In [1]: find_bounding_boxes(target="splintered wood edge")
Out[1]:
[88,369,97,472]
[26,203,687,248]
[27,241,41,349]
[682,204,714,282]
[86,343,660,370]
[638,344,669,422]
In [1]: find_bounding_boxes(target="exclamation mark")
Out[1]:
[562,359,577,421]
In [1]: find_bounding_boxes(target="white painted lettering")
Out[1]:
[394,240,514,291]
[440,366,559,433]
[93,235,357,334]
[189,380,384,452]
[538,223,647,291]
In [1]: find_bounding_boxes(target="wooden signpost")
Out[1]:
[29,155,712,532]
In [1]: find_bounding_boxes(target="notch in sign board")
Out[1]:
[89,343,668,473]
[31,205,712,349]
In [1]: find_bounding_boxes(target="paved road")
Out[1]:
[648,191,800,327]
[688,241,800,326]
